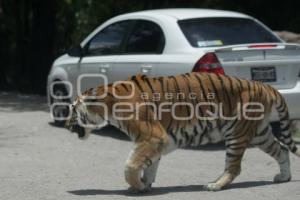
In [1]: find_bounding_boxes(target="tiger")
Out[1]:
[66,72,300,193]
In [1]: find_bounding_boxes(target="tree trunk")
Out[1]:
[0,0,2,15]
[10,0,32,92]
[30,0,57,94]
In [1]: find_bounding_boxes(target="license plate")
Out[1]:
[251,67,277,82]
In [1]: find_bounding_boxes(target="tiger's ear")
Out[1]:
[136,73,143,78]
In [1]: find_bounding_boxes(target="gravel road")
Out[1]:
[0,93,299,200]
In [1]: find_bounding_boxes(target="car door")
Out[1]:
[77,20,134,94]
[111,19,165,82]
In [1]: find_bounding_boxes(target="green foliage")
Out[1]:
[0,0,300,93]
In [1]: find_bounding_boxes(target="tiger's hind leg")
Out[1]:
[252,125,291,183]
[205,130,250,191]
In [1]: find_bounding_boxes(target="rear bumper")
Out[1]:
[271,81,300,121]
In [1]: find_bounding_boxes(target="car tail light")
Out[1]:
[192,52,225,75]
[248,44,277,48]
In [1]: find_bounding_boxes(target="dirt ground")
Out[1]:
[0,92,299,200]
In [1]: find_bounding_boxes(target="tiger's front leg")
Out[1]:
[124,140,164,193]
[122,118,169,193]
[142,158,160,188]
[124,158,146,193]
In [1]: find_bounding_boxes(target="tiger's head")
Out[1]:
[65,95,89,139]
[65,87,109,139]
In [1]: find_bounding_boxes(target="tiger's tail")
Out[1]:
[271,87,300,157]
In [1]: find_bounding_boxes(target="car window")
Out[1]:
[178,17,281,48]
[124,20,165,54]
[86,20,133,56]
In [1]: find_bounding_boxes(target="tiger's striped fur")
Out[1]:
[66,72,300,192]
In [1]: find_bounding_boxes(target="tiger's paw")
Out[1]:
[203,183,222,191]
[273,173,291,183]
[127,184,152,194]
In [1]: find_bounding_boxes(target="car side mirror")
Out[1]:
[67,45,83,57]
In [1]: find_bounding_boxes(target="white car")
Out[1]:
[47,8,300,124]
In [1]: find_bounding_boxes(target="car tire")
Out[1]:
[50,82,71,127]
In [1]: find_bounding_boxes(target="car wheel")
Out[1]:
[50,82,71,126]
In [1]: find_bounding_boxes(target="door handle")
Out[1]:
[99,64,109,73]
[141,64,152,74]
[100,68,107,73]
[142,68,149,73]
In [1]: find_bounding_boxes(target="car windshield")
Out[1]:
[178,17,281,48]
